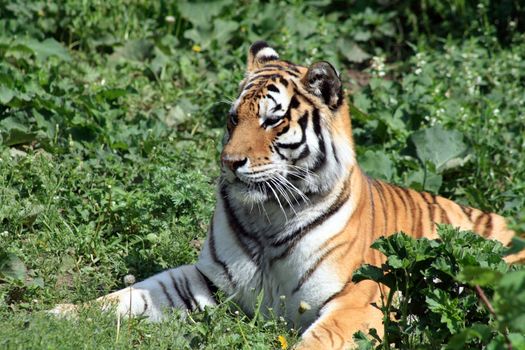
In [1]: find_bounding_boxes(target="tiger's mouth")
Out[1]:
[228,167,309,207]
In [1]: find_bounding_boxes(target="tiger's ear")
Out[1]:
[247,41,279,72]
[302,61,343,109]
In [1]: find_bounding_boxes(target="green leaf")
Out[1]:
[23,38,71,62]
[352,264,385,283]
[0,252,27,281]
[98,88,128,101]
[213,19,239,46]
[505,236,525,256]
[359,150,394,181]
[352,264,395,288]
[410,125,469,172]
[446,324,493,349]
[177,1,232,28]
[0,117,37,146]
[110,39,154,62]
[0,85,15,104]
[458,267,502,286]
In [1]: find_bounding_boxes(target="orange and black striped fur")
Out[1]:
[51,41,524,350]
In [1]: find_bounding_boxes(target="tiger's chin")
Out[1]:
[226,178,276,206]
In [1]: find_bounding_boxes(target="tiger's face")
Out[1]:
[221,41,355,207]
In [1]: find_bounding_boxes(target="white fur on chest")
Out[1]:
[197,188,356,330]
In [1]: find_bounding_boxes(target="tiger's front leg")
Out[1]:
[295,280,384,350]
[50,265,217,320]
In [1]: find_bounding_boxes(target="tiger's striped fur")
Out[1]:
[51,41,524,349]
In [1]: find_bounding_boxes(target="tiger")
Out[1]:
[51,41,525,350]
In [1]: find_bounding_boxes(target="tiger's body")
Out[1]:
[52,41,523,349]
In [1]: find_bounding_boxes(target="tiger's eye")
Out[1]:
[264,117,282,127]
[229,112,238,126]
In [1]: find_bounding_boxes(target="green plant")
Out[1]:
[353,226,525,349]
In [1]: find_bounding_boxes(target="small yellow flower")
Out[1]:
[192,45,202,53]
[277,335,288,350]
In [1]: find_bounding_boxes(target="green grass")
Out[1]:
[1,1,524,349]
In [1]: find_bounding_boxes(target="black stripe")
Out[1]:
[421,192,436,232]
[366,177,376,234]
[208,219,236,286]
[254,66,299,77]
[276,111,308,149]
[158,280,175,308]
[310,109,327,172]
[391,186,408,230]
[259,55,278,63]
[274,145,289,160]
[266,84,279,93]
[319,275,352,313]
[195,266,219,295]
[382,183,399,232]
[279,77,289,87]
[289,95,300,110]
[434,200,451,224]
[291,81,316,105]
[269,170,353,261]
[243,82,255,91]
[292,242,346,294]
[414,192,431,238]
[169,272,192,310]
[312,108,322,135]
[331,140,340,164]
[140,293,148,315]
[281,61,301,73]
[411,191,423,236]
[402,189,417,235]
[220,187,262,263]
[373,180,388,236]
[482,214,493,236]
[294,145,310,163]
[474,212,488,231]
[276,124,289,136]
[272,103,282,112]
[182,276,199,310]
[248,73,283,84]
[460,205,473,220]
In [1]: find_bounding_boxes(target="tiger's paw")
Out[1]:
[48,303,79,318]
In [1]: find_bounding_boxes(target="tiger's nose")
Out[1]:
[221,154,248,172]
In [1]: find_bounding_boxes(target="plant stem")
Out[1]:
[474,285,512,350]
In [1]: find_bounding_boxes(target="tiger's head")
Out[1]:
[222,41,355,207]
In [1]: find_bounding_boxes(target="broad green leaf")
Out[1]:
[0,85,15,104]
[446,324,493,349]
[0,252,27,281]
[505,236,525,256]
[177,1,232,28]
[0,117,37,146]
[458,267,502,286]
[359,150,394,181]
[213,19,239,46]
[352,264,385,284]
[23,38,71,62]
[353,266,396,289]
[410,125,469,172]
[343,43,371,63]
[110,39,154,62]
